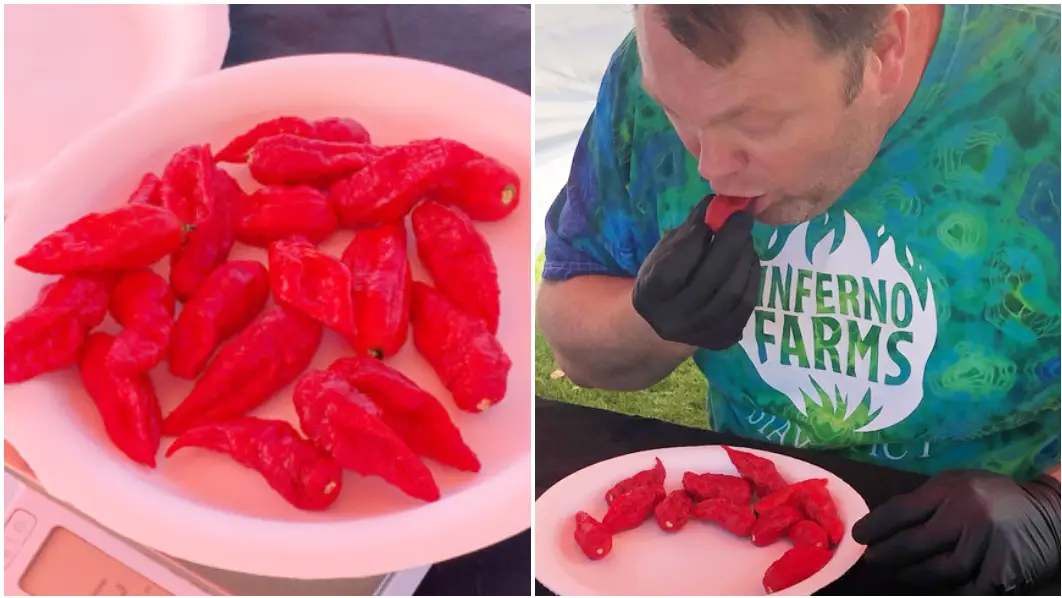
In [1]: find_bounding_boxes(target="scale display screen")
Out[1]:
[20,527,173,596]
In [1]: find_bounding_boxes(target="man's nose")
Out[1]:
[696,133,746,181]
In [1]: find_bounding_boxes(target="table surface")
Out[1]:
[534,397,1061,596]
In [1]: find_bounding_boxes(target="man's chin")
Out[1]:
[752,197,832,227]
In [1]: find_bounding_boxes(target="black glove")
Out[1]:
[852,469,1061,595]
[632,194,760,351]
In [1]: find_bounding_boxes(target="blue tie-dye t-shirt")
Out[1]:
[543,5,1060,480]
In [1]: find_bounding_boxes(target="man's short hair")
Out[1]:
[652,5,892,103]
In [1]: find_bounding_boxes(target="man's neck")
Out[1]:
[887,4,945,127]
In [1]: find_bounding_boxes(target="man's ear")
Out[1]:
[869,5,911,96]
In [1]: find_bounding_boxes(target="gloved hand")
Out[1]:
[632,194,760,351]
[852,469,1061,595]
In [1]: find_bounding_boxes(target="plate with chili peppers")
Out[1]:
[4,53,531,578]
[535,445,869,596]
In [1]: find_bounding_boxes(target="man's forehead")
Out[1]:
[635,7,830,117]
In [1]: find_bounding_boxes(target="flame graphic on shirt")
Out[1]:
[738,211,937,433]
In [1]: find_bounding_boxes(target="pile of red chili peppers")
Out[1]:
[4,114,519,512]
[572,446,845,594]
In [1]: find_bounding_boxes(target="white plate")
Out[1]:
[535,446,869,596]
[4,53,531,579]
[4,4,230,213]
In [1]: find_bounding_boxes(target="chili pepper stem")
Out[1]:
[501,184,516,205]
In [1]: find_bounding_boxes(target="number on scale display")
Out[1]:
[20,527,173,596]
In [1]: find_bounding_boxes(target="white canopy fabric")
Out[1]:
[533,5,634,255]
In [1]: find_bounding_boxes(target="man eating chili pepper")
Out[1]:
[536,5,1060,594]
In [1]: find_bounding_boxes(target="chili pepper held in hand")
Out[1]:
[792,479,844,546]
[269,237,357,338]
[235,185,338,247]
[329,356,479,472]
[127,173,161,205]
[169,260,270,380]
[605,458,667,505]
[311,117,372,144]
[107,269,175,374]
[751,505,805,547]
[574,511,613,560]
[603,484,663,533]
[248,134,383,187]
[4,274,113,384]
[216,116,317,163]
[330,138,482,227]
[755,478,827,515]
[411,282,511,413]
[789,520,829,549]
[427,157,521,222]
[162,306,322,436]
[166,417,343,511]
[341,223,412,358]
[762,545,833,594]
[79,332,162,467]
[293,369,440,502]
[15,204,183,275]
[682,471,753,504]
[705,195,753,233]
[654,489,693,532]
[723,445,788,497]
[412,201,500,334]
[166,158,239,302]
[693,498,757,537]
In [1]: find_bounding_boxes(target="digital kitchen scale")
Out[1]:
[4,465,431,595]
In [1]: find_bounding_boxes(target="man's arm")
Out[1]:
[537,275,694,390]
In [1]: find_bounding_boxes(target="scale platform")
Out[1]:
[4,466,430,596]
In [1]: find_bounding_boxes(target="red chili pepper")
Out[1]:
[722,445,788,497]
[410,282,511,413]
[162,305,322,436]
[789,520,829,549]
[427,157,520,222]
[15,204,184,275]
[792,479,845,546]
[340,223,411,358]
[411,200,500,334]
[106,269,175,374]
[164,152,239,302]
[682,471,753,504]
[127,173,162,206]
[605,457,666,505]
[158,145,215,223]
[574,511,613,560]
[79,332,163,467]
[293,369,440,502]
[654,489,693,532]
[268,237,357,338]
[311,117,372,144]
[166,417,343,511]
[4,274,113,384]
[762,545,833,594]
[248,134,383,187]
[215,116,317,163]
[169,260,270,380]
[704,194,752,232]
[602,483,663,533]
[692,497,757,537]
[329,356,480,472]
[750,505,805,547]
[755,479,827,515]
[330,138,482,228]
[235,185,338,247]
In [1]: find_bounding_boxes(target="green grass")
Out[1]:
[534,250,709,429]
